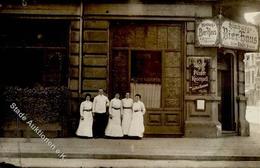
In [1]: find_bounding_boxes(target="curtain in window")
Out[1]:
[130,83,161,108]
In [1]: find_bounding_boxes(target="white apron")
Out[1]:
[128,101,146,137]
[105,98,123,137]
[122,98,133,135]
[76,100,93,137]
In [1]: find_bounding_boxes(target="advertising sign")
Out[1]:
[188,57,211,94]
[196,19,219,47]
[220,20,258,51]
[195,18,259,51]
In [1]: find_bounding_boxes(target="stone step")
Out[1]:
[1,152,260,161]
[2,158,260,168]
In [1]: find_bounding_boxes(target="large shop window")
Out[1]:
[0,20,69,87]
[130,51,161,108]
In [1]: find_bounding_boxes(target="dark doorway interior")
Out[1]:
[217,53,235,131]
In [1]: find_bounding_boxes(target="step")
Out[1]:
[2,158,260,168]
[1,152,260,161]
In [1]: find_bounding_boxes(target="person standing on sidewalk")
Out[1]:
[128,94,146,139]
[76,94,93,138]
[121,92,133,137]
[105,93,123,138]
[92,89,109,138]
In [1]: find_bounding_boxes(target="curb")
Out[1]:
[1,153,260,161]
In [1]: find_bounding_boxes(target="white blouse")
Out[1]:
[80,100,93,116]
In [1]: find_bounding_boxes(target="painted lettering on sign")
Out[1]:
[188,57,211,94]
[196,19,219,47]
[221,20,258,51]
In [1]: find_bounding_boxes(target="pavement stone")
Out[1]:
[0,107,259,167]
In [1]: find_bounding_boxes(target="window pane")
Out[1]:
[130,50,162,108]
[131,50,161,84]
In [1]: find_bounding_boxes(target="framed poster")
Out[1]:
[188,57,211,94]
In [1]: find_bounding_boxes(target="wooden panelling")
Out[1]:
[110,50,130,97]
[165,52,181,67]
[165,68,181,78]
[135,27,145,48]
[147,113,162,126]
[144,26,157,49]
[157,26,168,49]
[165,113,180,125]
[167,26,181,50]
[110,23,184,135]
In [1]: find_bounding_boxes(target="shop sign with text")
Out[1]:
[196,19,219,47]
[188,57,211,94]
[220,20,258,51]
[196,18,259,51]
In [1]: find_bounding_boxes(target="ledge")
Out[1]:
[185,95,221,101]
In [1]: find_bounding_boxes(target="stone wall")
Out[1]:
[184,21,221,138]
[82,20,109,97]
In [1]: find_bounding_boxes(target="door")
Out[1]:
[110,22,184,135]
[218,53,235,131]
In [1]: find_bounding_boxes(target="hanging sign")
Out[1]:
[195,17,259,51]
[196,19,219,47]
[188,57,211,94]
[220,19,259,51]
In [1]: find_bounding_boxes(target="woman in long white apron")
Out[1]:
[76,94,93,138]
[105,93,124,138]
[128,94,146,138]
[121,92,133,136]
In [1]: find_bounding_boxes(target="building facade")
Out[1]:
[245,53,260,105]
[0,0,250,137]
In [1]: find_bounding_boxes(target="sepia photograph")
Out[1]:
[0,0,260,167]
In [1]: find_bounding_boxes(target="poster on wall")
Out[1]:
[220,19,259,51]
[187,57,211,94]
[195,19,219,47]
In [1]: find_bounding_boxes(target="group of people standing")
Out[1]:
[76,89,146,139]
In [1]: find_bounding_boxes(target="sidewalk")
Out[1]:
[1,123,260,167]
[0,107,260,167]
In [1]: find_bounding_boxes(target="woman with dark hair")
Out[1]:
[105,93,123,138]
[128,94,146,139]
[76,94,93,138]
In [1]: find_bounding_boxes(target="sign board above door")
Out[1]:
[196,17,259,51]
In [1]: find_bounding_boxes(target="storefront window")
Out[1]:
[130,50,162,108]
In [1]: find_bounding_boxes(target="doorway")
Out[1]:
[217,53,235,131]
[110,22,184,135]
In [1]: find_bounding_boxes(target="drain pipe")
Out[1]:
[79,0,84,97]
